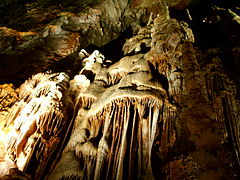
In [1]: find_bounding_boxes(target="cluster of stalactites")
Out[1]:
[3,72,70,179]
[49,93,177,180]
[122,13,194,104]
[2,12,190,179]
[47,14,187,179]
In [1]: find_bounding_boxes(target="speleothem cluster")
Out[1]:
[1,8,239,180]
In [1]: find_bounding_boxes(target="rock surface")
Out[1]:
[0,0,239,179]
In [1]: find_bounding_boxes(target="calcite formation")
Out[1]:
[0,0,240,180]
[2,72,70,179]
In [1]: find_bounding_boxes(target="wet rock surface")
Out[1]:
[0,0,240,179]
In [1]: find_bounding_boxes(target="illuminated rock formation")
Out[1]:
[0,0,239,180]
[3,72,70,179]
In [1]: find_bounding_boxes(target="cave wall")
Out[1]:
[0,0,240,179]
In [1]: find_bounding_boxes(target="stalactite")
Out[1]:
[3,72,70,179]
[50,83,177,179]
[1,9,191,179]
[1,6,237,180]
[48,15,187,179]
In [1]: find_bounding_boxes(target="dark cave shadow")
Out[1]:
[0,48,80,87]
[84,27,133,64]
[170,0,240,50]
[0,0,43,32]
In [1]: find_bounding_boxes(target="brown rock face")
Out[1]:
[0,0,239,179]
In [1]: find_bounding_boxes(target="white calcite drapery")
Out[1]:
[48,14,188,180]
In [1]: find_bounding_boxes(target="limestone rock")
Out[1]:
[3,72,70,179]
[0,0,239,180]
